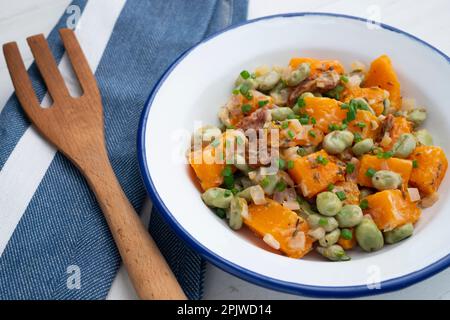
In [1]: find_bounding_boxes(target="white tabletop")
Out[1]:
[1,0,449,300]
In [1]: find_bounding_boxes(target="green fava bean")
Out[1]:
[393,133,417,158]
[316,192,342,216]
[228,197,247,230]
[355,216,384,252]
[256,70,281,91]
[414,129,433,146]
[407,109,427,126]
[307,214,339,232]
[336,205,363,228]
[319,229,341,247]
[322,130,354,154]
[352,138,374,156]
[271,107,294,121]
[317,245,350,261]
[371,170,402,190]
[384,223,414,244]
[285,63,310,86]
[201,188,234,208]
[300,92,315,99]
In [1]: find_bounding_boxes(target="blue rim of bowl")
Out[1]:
[138,12,450,298]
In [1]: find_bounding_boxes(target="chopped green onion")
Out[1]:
[365,168,376,178]
[297,147,307,156]
[299,114,309,125]
[275,181,287,192]
[260,177,270,188]
[277,158,286,170]
[296,97,306,108]
[308,130,316,138]
[221,165,233,177]
[287,160,294,170]
[232,88,240,95]
[335,191,347,201]
[316,155,329,165]
[311,117,317,125]
[223,175,234,189]
[346,162,355,174]
[224,189,232,197]
[377,151,393,159]
[356,122,366,128]
[240,70,250,79]
[340,103,349,110]
[341,228,353,240]
[287,130,295,139]
[325,85,344,100]
[258,100,269,107]
[360,199,369,210]
[340,75,349,83]
[346,102,357,122]
[327,184,335,191]
[215,208,226,219]
[281,121,289,129]
[353,132,362,143]
[241,104,252,114]
[412,159,419,168]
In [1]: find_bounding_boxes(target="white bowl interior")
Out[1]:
[143,14,450,289]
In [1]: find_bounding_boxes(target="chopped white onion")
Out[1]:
[250,185,266,205]
[288,231,305,250]
[407,188,421,202]
[263,233,280,250]
[283,200,300,210]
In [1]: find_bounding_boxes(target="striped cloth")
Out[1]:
[0,0,248,300]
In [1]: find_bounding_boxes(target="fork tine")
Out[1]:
[59,29,99,97]
[27,34,71,103]
[3,42,42,117]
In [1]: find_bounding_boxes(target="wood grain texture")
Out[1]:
[2,28,186,300]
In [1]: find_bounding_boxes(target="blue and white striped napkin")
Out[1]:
[0,0,247,300]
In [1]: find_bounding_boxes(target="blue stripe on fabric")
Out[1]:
[0,0,88,171]
[0,0,248,299]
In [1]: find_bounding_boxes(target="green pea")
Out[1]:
[317,245,350,261]
[256,70,281,91]
[384,223,414,244]
[322,130,354,154]
[414,129,433,146]
[271,107,294,121]
[316,192,343,216]
[319,229,341,247]
[355,216,384,252]
[336,205,363,228]
[371,170,402,190]
[392,133,417,158]
[285,63,310,86]
[352,138,374,156]
[201,188,234,208]
[407,109,427,126]
[306,214,339,232]
[228,197,247,230]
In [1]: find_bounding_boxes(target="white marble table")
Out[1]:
[1,0,449,300]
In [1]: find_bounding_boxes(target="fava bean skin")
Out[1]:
[355,216,384,252]
[414,129,433,146]
[371,170,402,191]
[228,197,247,230]
[201,188,233,208]
[316,192,343,216]
[319,229,341,247]
[352,138,374,156]
[271,107,294,121]
[285,63,310,86]
[317,245,350,261]
[336,205,363,228]
[307,214,339,232]
[322,130,354,154]
[384,223,414,244]
[393,133,417,158]
[257,70,281,91]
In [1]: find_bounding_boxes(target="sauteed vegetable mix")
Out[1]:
[188,55,448,261]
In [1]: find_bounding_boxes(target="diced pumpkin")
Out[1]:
[189,145,225,191]
[364,55,402,110]
[383,116,412,150]
[347,110,381,140]
[357,155,412,188]
[229,90,274,126]
[289,57,345,76]
[338,228,356,250]
[409,146,448,195]
[288,150,345,198]
[303,97,347,133]
[246,199,313,258]
[341,86,389,115]
[365,190,421,231]
[334,181,360,205]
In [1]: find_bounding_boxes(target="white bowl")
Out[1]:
[138,13,450,297]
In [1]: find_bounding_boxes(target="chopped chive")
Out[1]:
[327,184,335,191]
[311,117,317,125]
[328,123,339,131]
[377,151,393,159]
[258,100,269,107]
[260,177,270,188]
[360,199,369,210]
[296,97,306,108]
[336,191,347,201]
[240,70,250,79]
[277,158,286,170]
[287,160,294,170]
[412,159,419,168]
[287,130,295,139]
[215,208,226,219]
[241,104,252,114]
[346,103,357,122]
[281,121,289,129]
[231,188,239,195]
[308,130,316,138]
[275,181,287,192]
[316,155,329,165]
[356,122,366,128]
[239,83,250,95]
[365,168,376,178]
[299,114,309,125]
[341,228,353,240]
[346,162,355,174]
[221,165,233,177]
[340,75,349,83]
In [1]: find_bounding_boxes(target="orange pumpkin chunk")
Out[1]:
[341,86,389,115]
[357,155,412,188]
[383,116,412,150]
[303,97,347,133]
[364,55,402,110]
[289,57,345,76]
[288,150,345,198]
[409,146,448,195]
[246,199,313,258]
[347,110,381,140]
[365,190,421,231]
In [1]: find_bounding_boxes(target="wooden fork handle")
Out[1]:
[84,162,187,300]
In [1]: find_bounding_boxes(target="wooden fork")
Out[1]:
[2,28,186,300]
